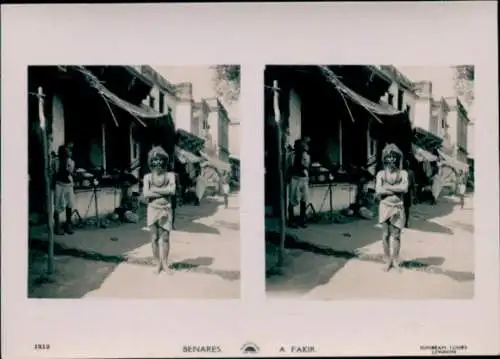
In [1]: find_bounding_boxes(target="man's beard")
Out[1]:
[385,161,397,170]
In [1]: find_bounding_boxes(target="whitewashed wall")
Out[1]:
[207,110,219,149]
[175,101,193,133]
[59,188,122,222]
[447,110,459,153]
[229,123,240,157]
[308,183,358,213]
[413,98,432,131]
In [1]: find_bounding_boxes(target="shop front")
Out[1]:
[28,65,177,225]
[264,65,414,225]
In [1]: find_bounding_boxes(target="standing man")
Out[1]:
[376,143,409,271]
[52,142,76,235]
[287,137,311,228]
[457,169,468,209]
[221,171,230,209]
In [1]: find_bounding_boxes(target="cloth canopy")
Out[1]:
[437,150,469,172]
[413,127,443,151]
[412,144,438,162]
[176,129,206,153]
[73,66,171,123]
[317,65,413,159]
[175,146,202,164]
[199,151,231,173]
[318,66,403,117]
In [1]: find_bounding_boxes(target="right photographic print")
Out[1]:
[264,65,475,299]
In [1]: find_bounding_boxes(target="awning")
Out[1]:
[318,66,403,117]
[199,151,231,173]
[412,144,438,162]
[176,129,205,153]
[413,127,443,151]
[175,146,202,164]
[437,150,469,172]
[72,66,171,125]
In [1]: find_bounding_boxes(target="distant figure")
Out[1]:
[52,143,76,235]
[376,143,409,272]
[194,164,204,206]
[457,169,467,209]
[142,146,176,274]
[430,162,442,204]
[287,137,311,228]
[222,172,230,208]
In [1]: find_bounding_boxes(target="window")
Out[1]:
[397,90,404,111]
[387,93,394,106]
[149,95,156,110]
[159,93,165,113]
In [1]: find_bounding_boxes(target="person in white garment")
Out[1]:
[430,162,442,204]
[456,169,468,209]
[142,146,176,274]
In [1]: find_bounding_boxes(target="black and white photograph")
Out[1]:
[265,65,475,299]
[28,65,241,298]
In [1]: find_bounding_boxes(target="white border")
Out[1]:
[1,2,499,358]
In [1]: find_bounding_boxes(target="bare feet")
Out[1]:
[155,264,163,274]
[164,267,175,275]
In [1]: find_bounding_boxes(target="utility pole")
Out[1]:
[38,86,55,274]
[272,80,286,267]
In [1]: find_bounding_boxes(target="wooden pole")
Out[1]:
[38,87,55,274]
[273,80,286,267]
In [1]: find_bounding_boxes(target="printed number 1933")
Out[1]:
[34,344,50,350]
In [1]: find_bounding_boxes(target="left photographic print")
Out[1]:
[28,65,241,299]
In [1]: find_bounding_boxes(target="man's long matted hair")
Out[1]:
[147,146,170,171]
[382,143,403,169]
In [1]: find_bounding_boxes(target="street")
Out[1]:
[266,195,474,299]
[28,193,240,299]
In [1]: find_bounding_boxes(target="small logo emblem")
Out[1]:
[241,342,260,354]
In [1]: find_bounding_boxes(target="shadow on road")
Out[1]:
[408,218,454,235]
[28,237,240,298]
[171,256,214,269]
[408,196,471,235]
[28,222,152,298]
[174,197,226,235]
[403,256,445,268]
[28,248,120,299]
[29,194,238,298]
[175,221,220,235]
[265,229,376,294]
[266,208,475,295]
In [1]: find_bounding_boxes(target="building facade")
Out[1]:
[29,65,174,223]
[204,98,231,164]
[411,80,453,156]
[264,65,414,219]
[444,97,470,164]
